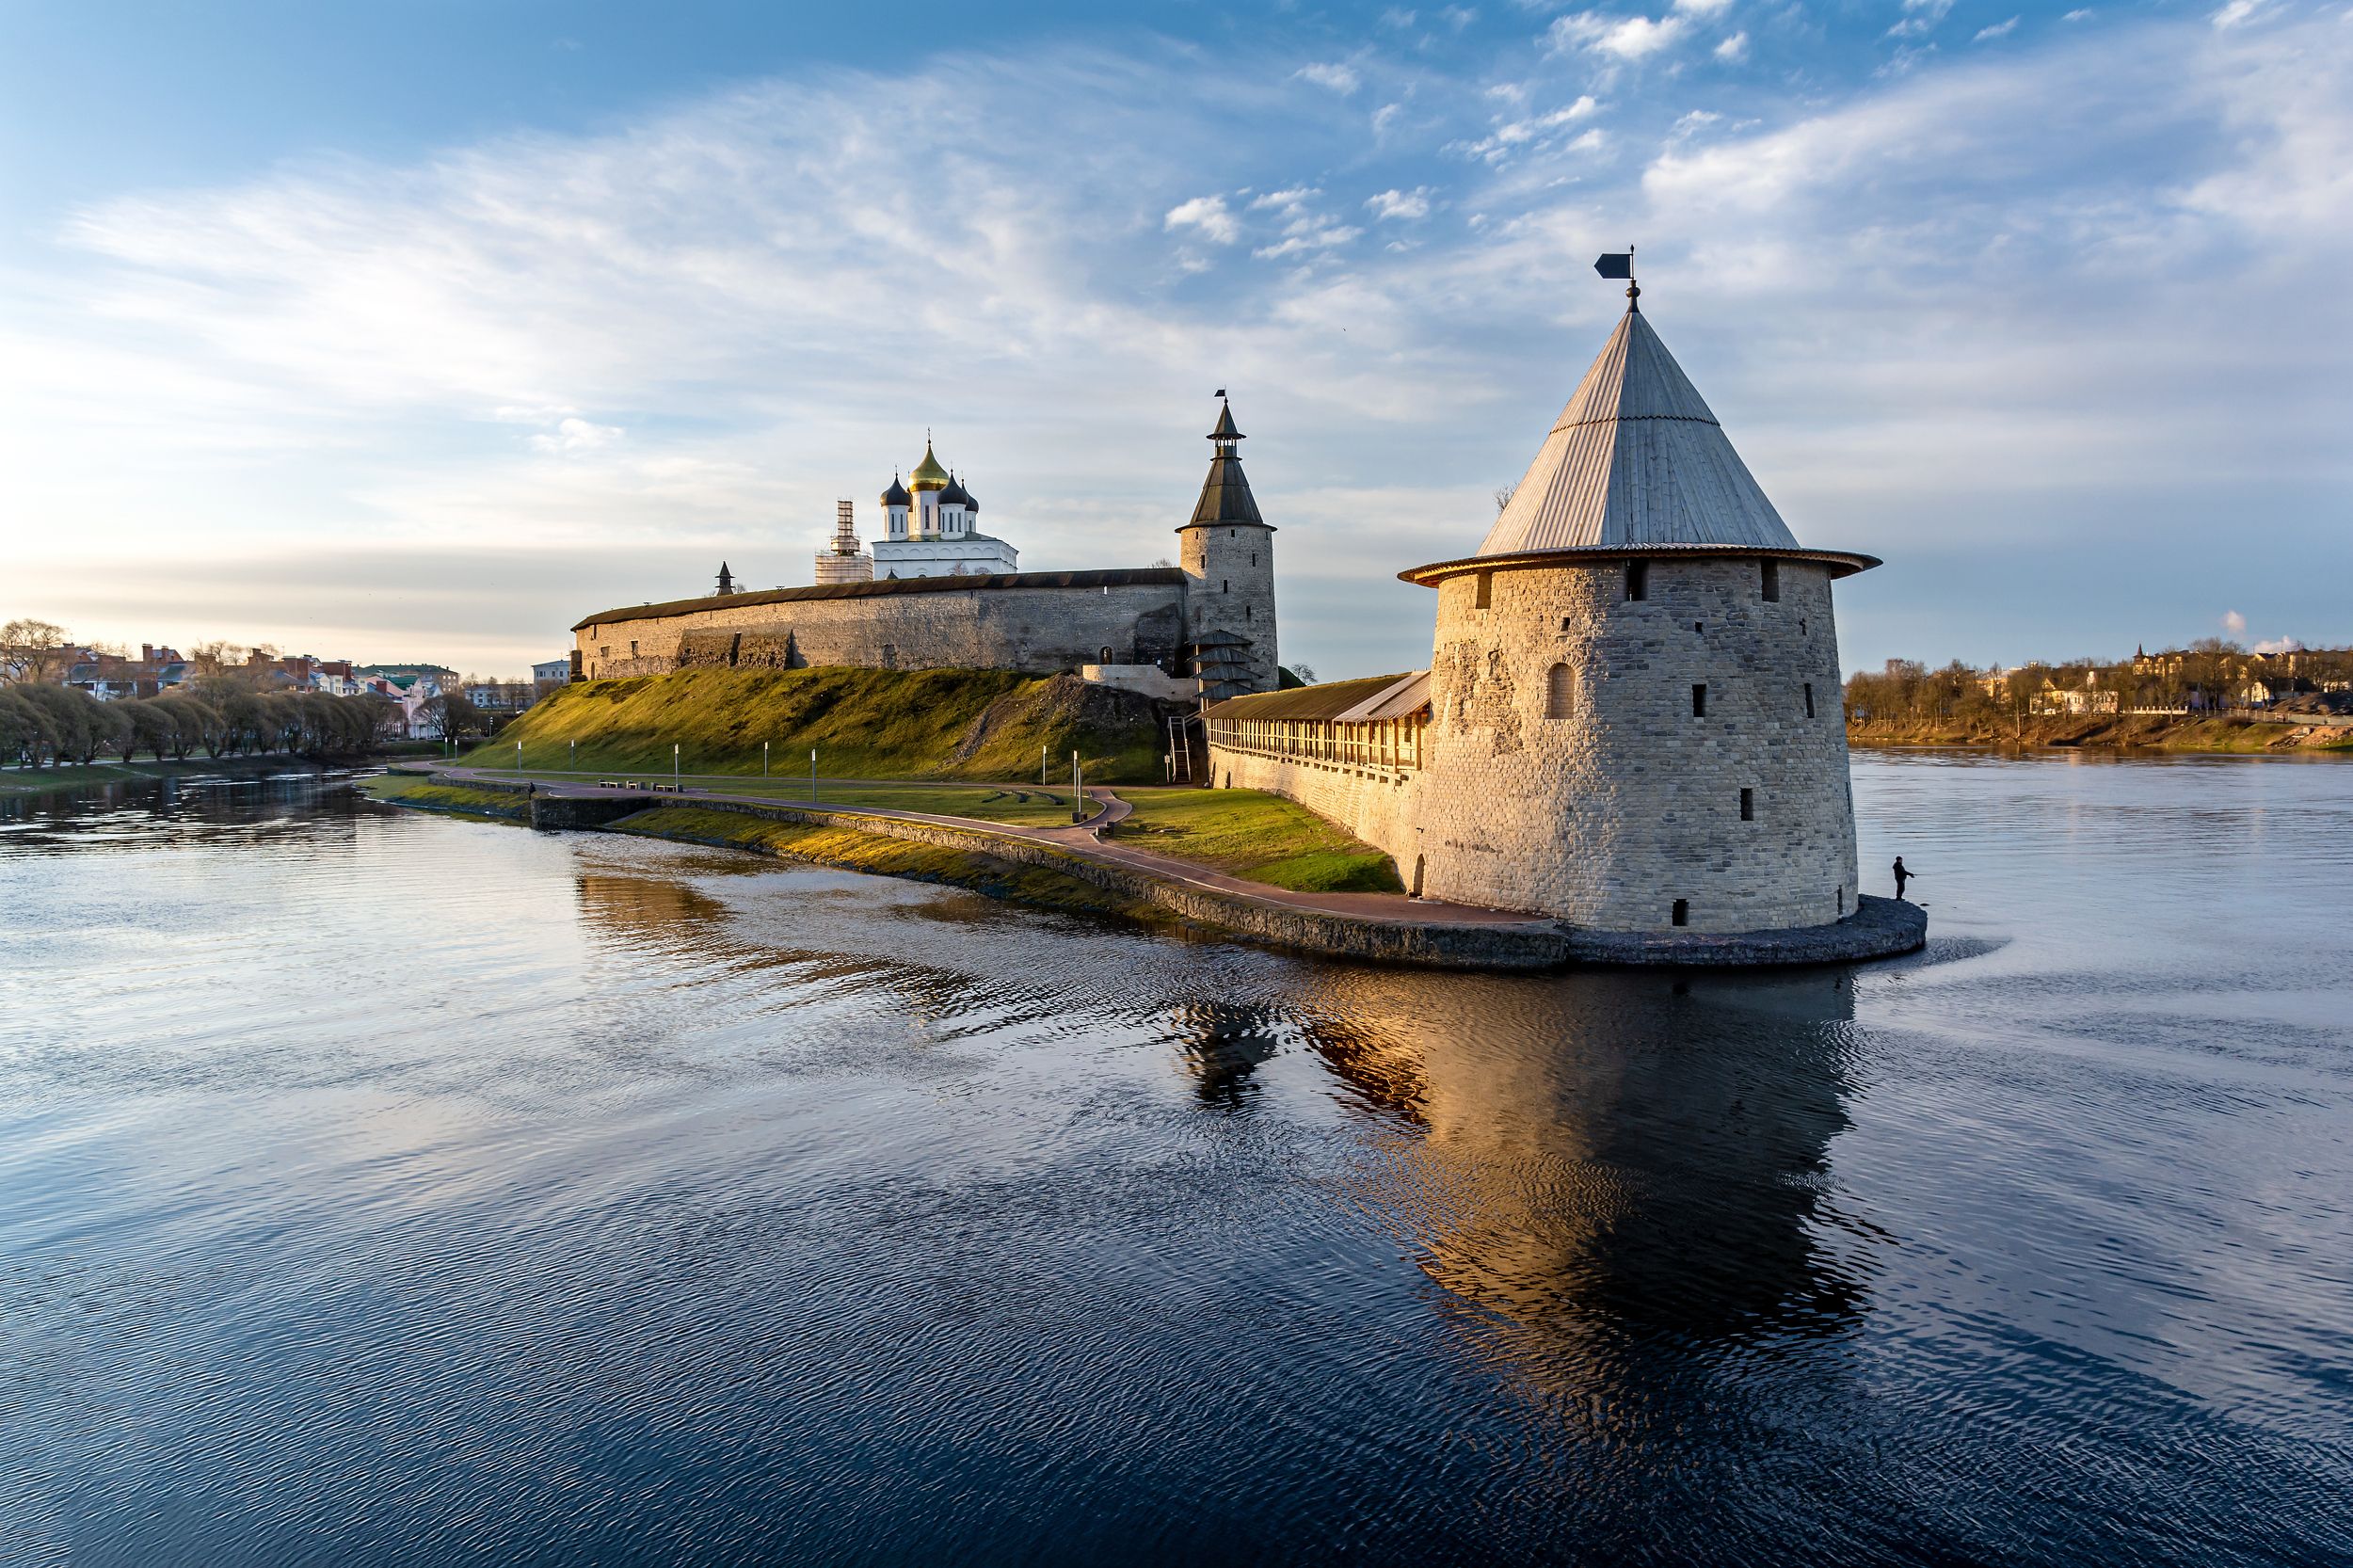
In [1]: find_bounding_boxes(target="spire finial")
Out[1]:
[1593,244,1639,312]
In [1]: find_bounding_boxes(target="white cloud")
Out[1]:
[1380,8,1417,29]
[1366,186,1436,220]
[1440,6,1479,28]
[2223,610,2249,635]
[1887,0,1954,38]
[1250,185,1325,214]
[1715,30,1752,61]
[1671,109,1724,141]
[1372,103,1404,135]
[1164,194,1239,244]
[2252,634,2303,653]
[1548,11,1690,60]
[2064,8,2092,17]
[1673,0,1735,14]
[1974,16,2021,40]
[1252,223,1365,260]
[529,416,625,455]
[1294,61,1361,92]
[2211,0,2269,27]
[1453,95,1604,162]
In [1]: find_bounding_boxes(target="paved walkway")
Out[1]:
[434,766,1552,932]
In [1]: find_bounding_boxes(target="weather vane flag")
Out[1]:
[1593,250,1635,279]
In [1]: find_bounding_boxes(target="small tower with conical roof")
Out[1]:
[1178,394,1278,696]
[1398,284,1878,934]
[714,561,737,597]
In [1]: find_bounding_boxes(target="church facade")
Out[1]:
[571,401,1278,698]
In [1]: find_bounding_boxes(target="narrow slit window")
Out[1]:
[1804,682,1816,719]
[1560,616,1573,632]
[1837,887,1847,915]
[1740,788,1754,821]
[1691,683,1707,717]
[1475,571,1493,610]
[1672,899,1689,927]
[1625,561,1649,601]
[1545,663,1574,719]
[1762,559,1781,601]
[1694,621,1705,634]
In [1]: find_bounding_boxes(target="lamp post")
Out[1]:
[810,748,818,805]
[673,742,680,790]
[1041,744,1048,787]
[1071,749,1082,824]
[569,739,576,772]
[515,739,522,776]
[763,740,769,778]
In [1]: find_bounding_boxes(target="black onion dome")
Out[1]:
[881,473,911,506]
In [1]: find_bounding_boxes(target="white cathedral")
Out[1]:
[811,437,1020,584]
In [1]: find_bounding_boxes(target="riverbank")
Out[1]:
[0,752,397,800]
[368,768,1925,970]
[1849,712,2353,752]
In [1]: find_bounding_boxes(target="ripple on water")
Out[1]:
[0,762,2349,1566]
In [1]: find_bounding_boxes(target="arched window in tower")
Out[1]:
[1475,571,1493,610]
[1625,562,1649,601]
[1545,663,1574,719]
[1762,559,1781,602]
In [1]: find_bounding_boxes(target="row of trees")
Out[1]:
[1844,640,2353,725]
[0,681,400,768]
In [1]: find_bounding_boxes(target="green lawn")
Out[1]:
[1105,788,1402,893]
[359,774,531,818]
[450,769,1084,825]
[475,665,1165,781]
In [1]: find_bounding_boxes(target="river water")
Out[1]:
[2,752,2348,1566]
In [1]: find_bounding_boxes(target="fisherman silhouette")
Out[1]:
[1893,856,1916,900]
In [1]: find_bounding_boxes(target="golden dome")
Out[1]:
[909,439,951,491]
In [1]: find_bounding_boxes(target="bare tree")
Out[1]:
[1494,484,1517,515]
[1,618,72,684]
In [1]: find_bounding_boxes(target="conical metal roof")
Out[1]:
[1477,308,1799,556]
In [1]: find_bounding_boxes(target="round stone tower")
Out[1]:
[1178,396,1279,697]
[1401,286,1878,935]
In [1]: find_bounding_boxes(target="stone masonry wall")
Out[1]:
[576,582,1187,681]
[1206,745,1425,879]
[1416,557,1858,933]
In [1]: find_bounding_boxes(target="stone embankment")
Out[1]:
[392,768,1927,972]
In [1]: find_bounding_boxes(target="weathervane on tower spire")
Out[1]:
[1594,246,1639,312]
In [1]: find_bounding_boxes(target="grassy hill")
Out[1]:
[480,667,1169,782]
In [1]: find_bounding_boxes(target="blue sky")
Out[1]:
[3,0,2346,678]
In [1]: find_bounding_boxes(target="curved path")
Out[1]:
[432,766,1552,932]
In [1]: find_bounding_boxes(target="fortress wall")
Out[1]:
[1205,747,1425,874]
[1416,558,1856,933]
[577,583,1187,681]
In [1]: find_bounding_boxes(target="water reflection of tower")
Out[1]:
[1178,969,1870,1348]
